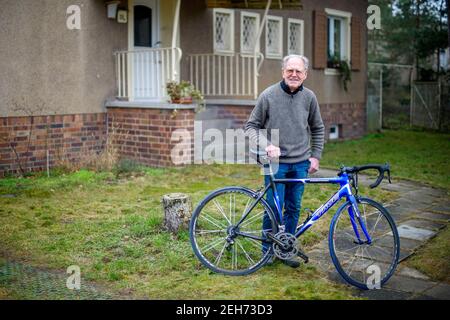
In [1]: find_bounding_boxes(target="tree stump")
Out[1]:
[162,193,192,233]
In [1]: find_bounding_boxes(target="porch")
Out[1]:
[113,48,263,102]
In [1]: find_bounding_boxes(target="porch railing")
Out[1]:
[114,47,182,101]
[188,53,264,99]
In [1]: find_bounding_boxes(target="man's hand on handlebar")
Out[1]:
[308,157,320,174]
[265,145,281,158]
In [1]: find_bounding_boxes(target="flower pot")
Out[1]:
[171,97,192,104]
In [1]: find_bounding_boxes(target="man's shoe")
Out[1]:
[282,258,301,268]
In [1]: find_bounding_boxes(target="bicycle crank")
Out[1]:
[271,232,298,260]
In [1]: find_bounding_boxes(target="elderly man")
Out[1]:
[244,54,325,268]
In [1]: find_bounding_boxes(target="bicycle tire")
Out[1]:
[189,186,278,276]
[329,197,400,290]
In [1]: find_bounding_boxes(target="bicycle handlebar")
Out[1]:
[339,164,391,189]
[250,149,392,189]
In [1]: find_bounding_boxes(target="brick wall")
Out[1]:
[0,113,106,177]
[0,102,364,176]
[320,103,366,140]
[106,107,195,167]
[216,105,254,129]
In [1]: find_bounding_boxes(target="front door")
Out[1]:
[132,0,161,99]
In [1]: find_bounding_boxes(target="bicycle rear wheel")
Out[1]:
[189,187,278,276]
[329,197,400,290]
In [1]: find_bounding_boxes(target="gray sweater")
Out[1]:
[245,82,325,163]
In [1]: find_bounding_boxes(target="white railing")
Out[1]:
[114,47,182,101]
[188,53,264,99]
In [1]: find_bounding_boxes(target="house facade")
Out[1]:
[0,0,368,176]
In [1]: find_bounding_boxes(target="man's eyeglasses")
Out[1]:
[284,69,306,76]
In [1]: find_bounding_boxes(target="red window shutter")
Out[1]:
[313,10,327,69]
[351,17,362,71]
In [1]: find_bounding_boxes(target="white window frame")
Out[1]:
[265,15,283,60]
[213,8,235,54]
[287,18,304,55]
[325,8,351,74]
[329,124,339,140]
[240,11,260,55]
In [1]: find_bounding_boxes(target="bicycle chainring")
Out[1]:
[272,232,298,260]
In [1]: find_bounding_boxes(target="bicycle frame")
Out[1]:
[235,168,373,245]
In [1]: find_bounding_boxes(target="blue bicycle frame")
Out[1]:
[235,167,373,245]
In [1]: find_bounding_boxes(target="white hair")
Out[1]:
[282,55,309,71]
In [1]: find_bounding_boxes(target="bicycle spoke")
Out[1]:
[200,211,228,230]
[202,237,226,253]
[240,210,265,229]
[232,241,237,270]
[229,193,235,226]
[213,199,232,226]
[214,241,228,266]
[196,229,227,235]
[242,236,264,251]
[236,239,256,265]
[370,213,383,235]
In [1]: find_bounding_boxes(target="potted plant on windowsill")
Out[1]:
[166,80,204,104]
[327,54,352,92]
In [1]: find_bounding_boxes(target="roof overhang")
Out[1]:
[205,0,303,9]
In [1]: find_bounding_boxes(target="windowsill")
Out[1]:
[324,68,342,76]
[105,99,197,110]
[205,99,257,106]
[265,55,282,60]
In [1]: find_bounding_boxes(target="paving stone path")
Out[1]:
[307,169,450,300]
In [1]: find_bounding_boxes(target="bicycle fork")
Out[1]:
[347,196,373,245]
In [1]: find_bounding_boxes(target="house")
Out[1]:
[0,0,368,176]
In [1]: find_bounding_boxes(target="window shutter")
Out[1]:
[351,17,361,71]
[313,10,327,69]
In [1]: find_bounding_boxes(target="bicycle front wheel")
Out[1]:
[189,187,278,276]
[329,197,400,290]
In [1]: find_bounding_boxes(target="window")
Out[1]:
[329,124,340,140]
[325,9,351,69]
[265,15,283,59]
[287,18,304,55]
[214,9,234,54]
[134,5,152,47]
[241,11,260,55]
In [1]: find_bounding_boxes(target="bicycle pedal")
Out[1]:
[297,250,309,263]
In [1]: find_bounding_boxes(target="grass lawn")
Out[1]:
[0,128,447,299]
[404,225,450,284]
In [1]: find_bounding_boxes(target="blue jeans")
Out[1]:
[262,160,310,252]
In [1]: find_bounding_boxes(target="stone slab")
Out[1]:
[401,219,446,231]
[384,275,436,293]
[423,283,450,300]
[412,212,450,222]
[398,266,430,280]
[357,288,414,300]
[395,224,436,241]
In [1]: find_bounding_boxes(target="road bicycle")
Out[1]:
[189,152,400,289]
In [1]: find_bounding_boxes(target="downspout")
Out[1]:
[171,0,181,81]
[253,0,272,99]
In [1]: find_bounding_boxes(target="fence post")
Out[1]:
[379,68,383,129]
